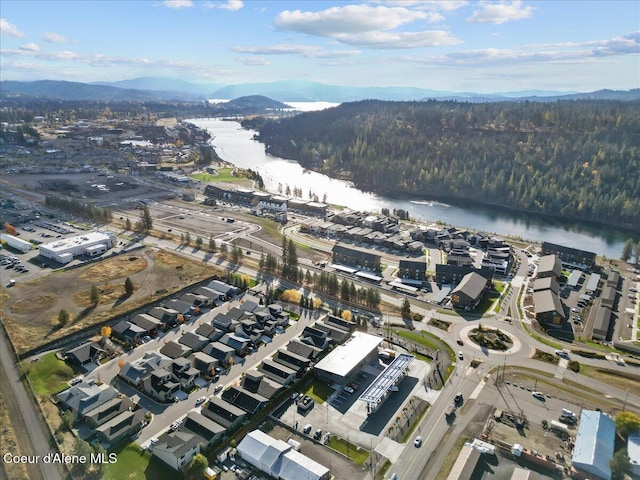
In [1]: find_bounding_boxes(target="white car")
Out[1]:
[414,436,423,447]
[532,391,545,400]
[195,396,207,406]
[170,420,182,431]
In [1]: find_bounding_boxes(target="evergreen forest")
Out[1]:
[244,100,640,230]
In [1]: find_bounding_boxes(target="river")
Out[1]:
[189,117,636,258]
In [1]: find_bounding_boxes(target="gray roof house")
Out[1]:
[159,340,192,359]
[118,351,171,386]
[178,332,209,352]
[56,379,119,420]
[96,409,145,447]
[450,272,489,310]
[153,431,200,471]
[180,412,226,449]
[202,342,234,366]
[202,397,246,429]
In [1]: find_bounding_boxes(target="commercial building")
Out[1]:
[533,290,565,325]
[314,332,382,383]
[592,307,613,341]
[571,410,615,480]
[39,231,115,264]
[237,429,330,480]
[628,432,640,479]
[0,233,31,253]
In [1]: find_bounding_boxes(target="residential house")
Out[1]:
[142,368,180,402]
[180,412,226,450]
[541,242,596,269]
[153,431,200,471]
[600,286,617,309]
[219,333,250,356]
[207,279,239,298]
[195,286,226,305]
[56,379,119,420]
[202,342,235,367]
[64,341,105,371]
[129,313,162,336]
[592,307,613,341]
[118,351,171,387]
[242,370,284,400]
[95,409,145,447]
[179,332,209,352]
[450,272,490,310]
[273,349,311,372]
[148,306,180,329]
[202,397,246,429]
[189,351,218,377]
[259,358,297,385]
[171,358,200,390]
[221,386,268,414]
[533,290,566,325]
[195,323,224,341]
[165,299,192,316]
[159,340,192,359]
[398,259,427,282]
[332,243,381,272]
[532,277,560,295]
[180,292,210,309]
[537,254,562,280]
[112,320,145,346]
[84,396,132,428]
[286,339,322,360]
[435,264,493,286]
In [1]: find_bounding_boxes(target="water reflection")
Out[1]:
[189,118,636,258]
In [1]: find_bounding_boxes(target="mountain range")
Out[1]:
[1,77,639,103]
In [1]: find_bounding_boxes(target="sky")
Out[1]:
[1,0,639,93]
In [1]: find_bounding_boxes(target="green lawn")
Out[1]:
[305,379,334,404]
[103,443,177,480]
[395,329,441,351]
[190,167,247,184]
[23,351,75,396]
[328,436,369,464]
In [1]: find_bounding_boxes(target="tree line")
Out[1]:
[247,99,640,230]
[44,196,112,223]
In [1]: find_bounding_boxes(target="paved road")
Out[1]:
[0,323,64,480]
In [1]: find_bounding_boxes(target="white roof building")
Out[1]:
[628,432,640,478]
[237,430,329,480]
[39,231,115,264]
[314,331,382,381]
[572,410,615,480]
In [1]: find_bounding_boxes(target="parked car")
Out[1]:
[343,385,355,394]
[303,424,312,434]
[195,396,207,406]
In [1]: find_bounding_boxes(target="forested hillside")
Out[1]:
[245,100,640,229]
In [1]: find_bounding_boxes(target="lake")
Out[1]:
[189,117,636,258]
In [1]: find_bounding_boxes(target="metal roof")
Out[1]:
[359,353,414,404]
[314,332,382,379]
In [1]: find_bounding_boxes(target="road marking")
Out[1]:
[469,375,488,400]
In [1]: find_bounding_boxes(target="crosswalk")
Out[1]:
[375,437,403,463]
[555,358,569,379]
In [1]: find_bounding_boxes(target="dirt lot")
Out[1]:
[0,248,224,354]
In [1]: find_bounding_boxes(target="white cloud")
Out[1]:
[335,30,462,49]
[163,0,193,9]
[1,18,25,38]
[19,42,40,52]
[237,56,270,66]
[467,1,533,25]
[273,4,459,49]
[275,5,427,36]
[233,44,360,58]
[43,32,68,43]
[219,0,243,11]
[370,1,468,12]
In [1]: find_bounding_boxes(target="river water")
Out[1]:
[189,117,635,258]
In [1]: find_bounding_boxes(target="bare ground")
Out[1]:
[0,248,225,354]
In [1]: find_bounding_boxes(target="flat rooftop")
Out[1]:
[314,332,382,379]
[359,353,414,404]
[41,231,113,253]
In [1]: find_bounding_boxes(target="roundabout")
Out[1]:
[459,324,523,355]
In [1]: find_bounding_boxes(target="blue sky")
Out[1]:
[1,0,638,93]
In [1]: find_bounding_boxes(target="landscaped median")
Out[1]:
[392,328,456,385]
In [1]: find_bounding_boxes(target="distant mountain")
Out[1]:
[211,79,455,102]
[1,78,639,103]
[0,79,203,101]
[207,95,290,115]
[93,77,222,96]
